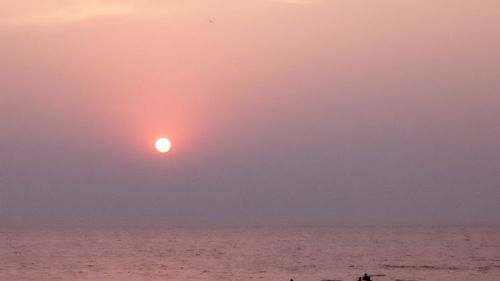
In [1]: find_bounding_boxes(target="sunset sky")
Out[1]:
[1,0,499,225]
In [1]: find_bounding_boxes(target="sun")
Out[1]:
[155,137,172,153]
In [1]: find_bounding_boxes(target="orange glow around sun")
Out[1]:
[155,137,172,153]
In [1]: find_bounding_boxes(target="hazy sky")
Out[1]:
[1,0,499,225]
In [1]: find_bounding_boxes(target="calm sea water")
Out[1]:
[1,226,499,281]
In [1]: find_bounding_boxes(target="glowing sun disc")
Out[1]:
[155,137,172,153]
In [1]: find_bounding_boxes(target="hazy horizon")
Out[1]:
[1,0,499,226]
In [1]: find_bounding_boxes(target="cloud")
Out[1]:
[272,0,320,4]
[0,1,134,25]
[0,0,267,25]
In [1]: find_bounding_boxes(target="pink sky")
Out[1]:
[1,1,499,225]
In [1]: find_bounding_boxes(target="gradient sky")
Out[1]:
[1,0,499,225]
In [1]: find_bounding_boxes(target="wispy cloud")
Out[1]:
[272,0,321,4]
[0,0,325,25]
[0,1,134,25]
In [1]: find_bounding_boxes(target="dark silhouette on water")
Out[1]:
[361,273,372,281]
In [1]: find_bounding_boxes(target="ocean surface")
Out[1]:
[1,226,499,281]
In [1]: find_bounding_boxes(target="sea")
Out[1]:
[1,226,499,281]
